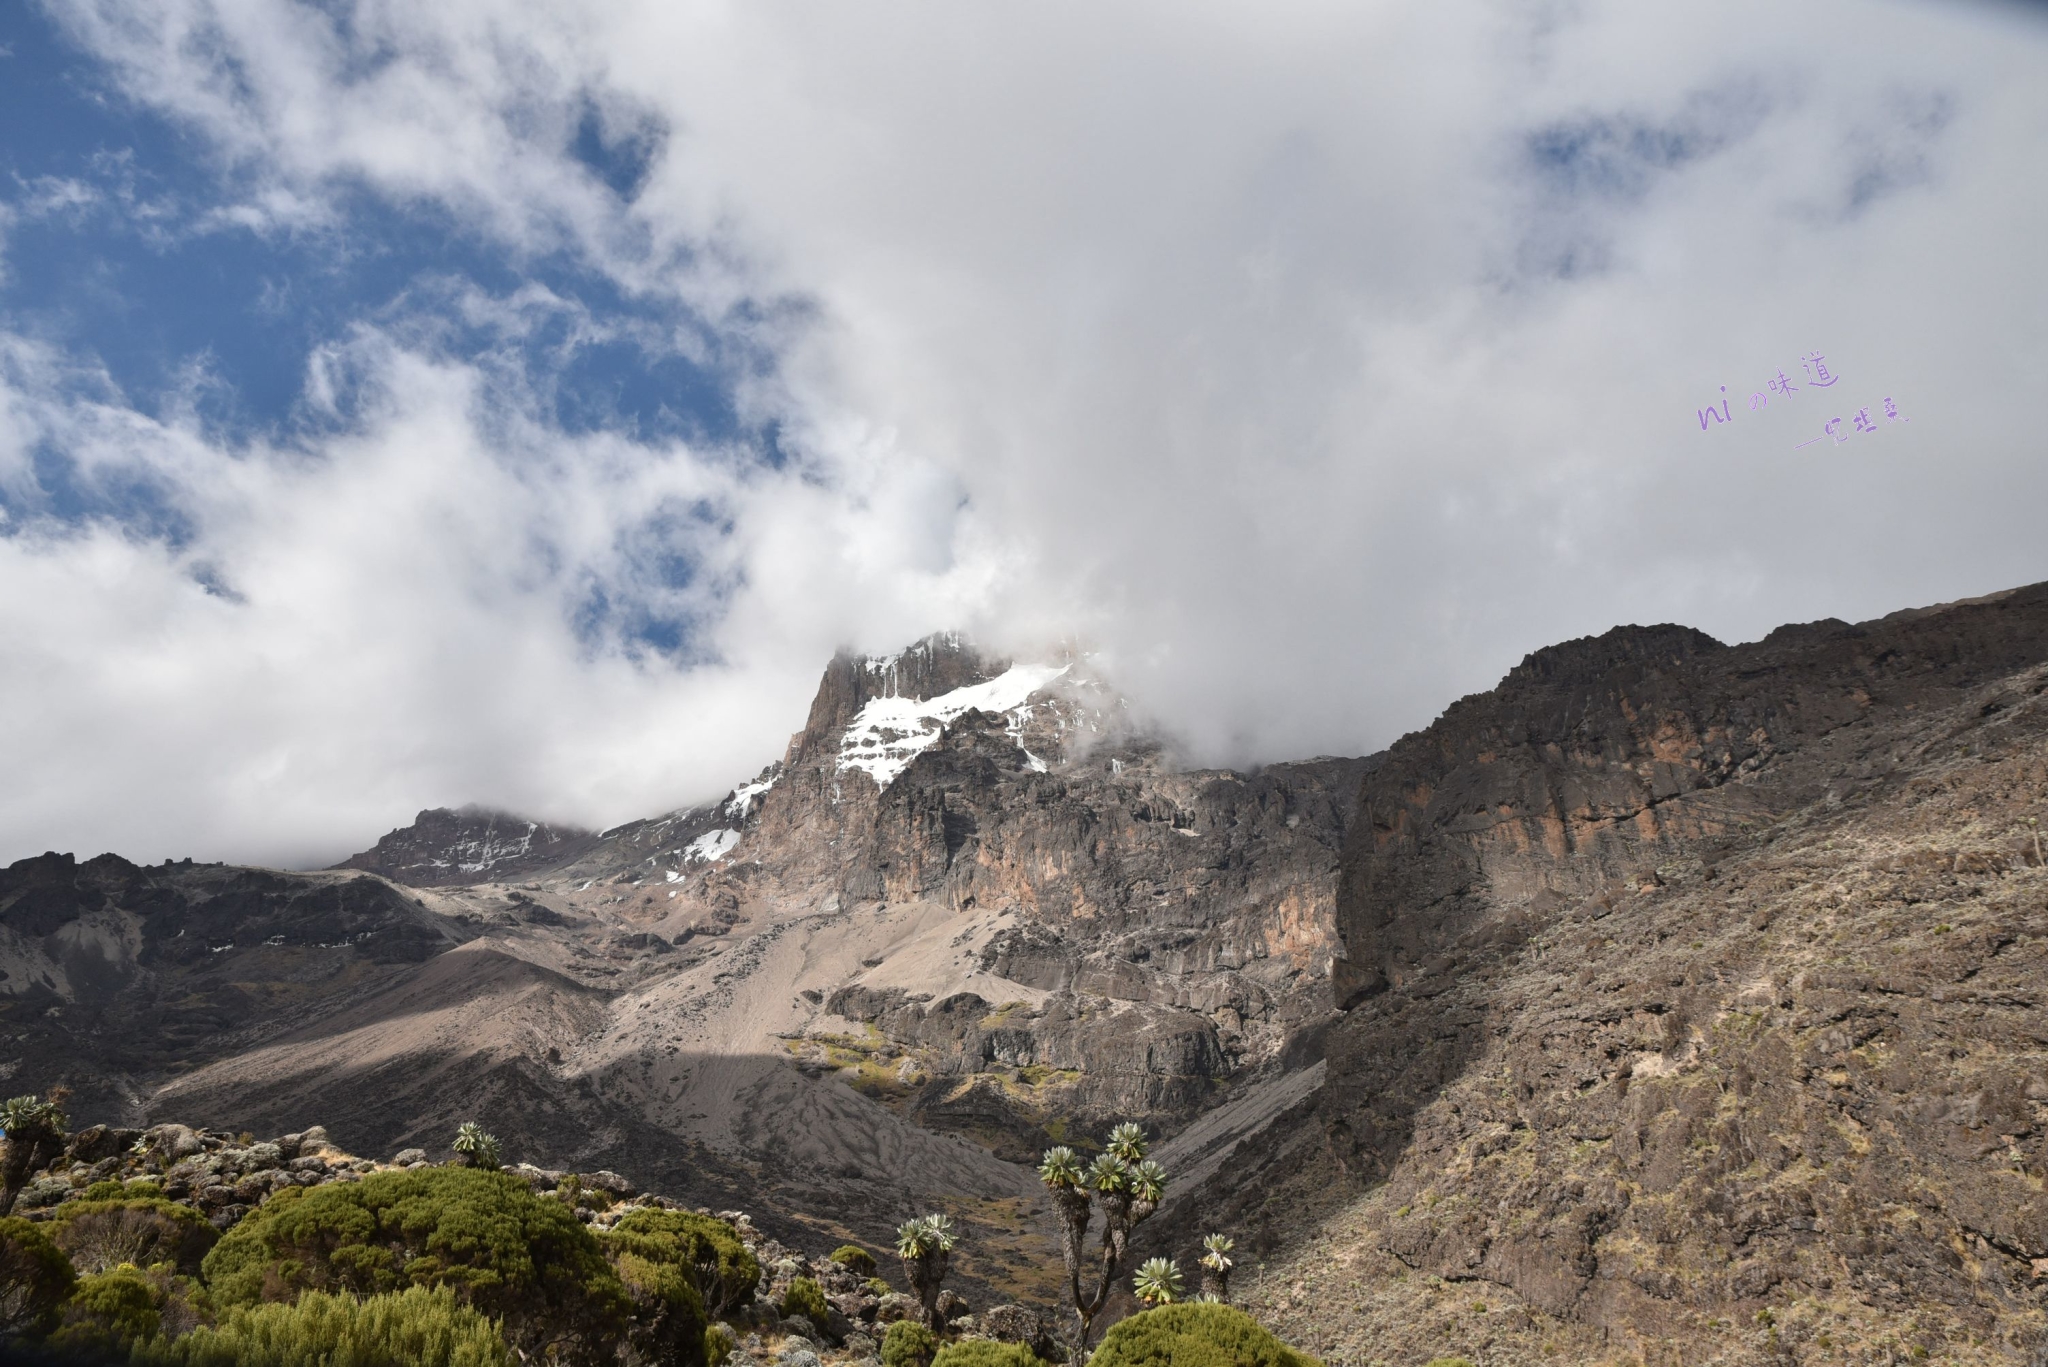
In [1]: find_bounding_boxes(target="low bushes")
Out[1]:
[780,1276,830,1333]
[609,1241,709,1367]
[0,1216,75,1336]
[49,1265,203,1358]
[51,1196,219,1275]
[131,1285,511,1367]
[829,1244,877,1276]
[883,1319,939,1367]
[201,1166,630,1363]
[1085,1303,1319,1367]
[932,1342,1055,1367]
[605,1207,760,1317]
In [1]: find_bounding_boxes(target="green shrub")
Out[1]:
[705,1322,737,1367]
[1086,1303,1319,1367]
[866,1277,892,1298]
[883,1319,939,1367]
[1422,1360,1476,1367]
[201,1166,629,1363]
[934,1342,1055,1367]
[559,1174,613,1212]
[610,1245,709,1367]
[50,1266,164,1357]
[132,1285,510,1367]
[781,1275,830,1332]
[0,1215,77,1335]
[829,1244,877,1276]
[51,1196,219,1275]
[606,1208,760,1317]
[75,1178,163,1202]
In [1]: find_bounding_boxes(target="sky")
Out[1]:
[2,0,2045,868]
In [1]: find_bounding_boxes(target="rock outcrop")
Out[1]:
[17,585,2048,1361]
[331,806,599,887]
[1172,585,2048,1366]
[5,1114,1059,1362]
[1,635,1369,1295]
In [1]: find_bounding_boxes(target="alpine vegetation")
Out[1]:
[2,1092,72,1217]
[1197,1234,1234,1304]
[1037,1122,1165,1360]
[894,1213,957,1331]
[451,1122,502,1171]
[1131,1258,1183,1308]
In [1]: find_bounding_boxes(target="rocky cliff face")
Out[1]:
[19,591,2048,1357]
[0,635,1367,1297]
[1171,585,2048,1367]
[330,807,599,887]
[0,852,470,1120]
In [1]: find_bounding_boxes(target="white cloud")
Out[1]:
[0,326,992,866]
[8,0,2048,862]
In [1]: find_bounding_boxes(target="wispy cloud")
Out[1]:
[4,0,2046,865]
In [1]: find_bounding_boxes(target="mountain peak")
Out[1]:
[331,807,598,887]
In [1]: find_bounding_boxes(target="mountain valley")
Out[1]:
[7,590,2048,1364]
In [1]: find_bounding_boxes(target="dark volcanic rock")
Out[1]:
[1169,583,2048,1367]
[0,854,473,1118]
[333,806,600,888]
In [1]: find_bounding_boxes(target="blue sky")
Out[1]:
[0,3,754,521]
[2,0,2045,867]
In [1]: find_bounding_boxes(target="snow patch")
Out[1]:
[723,772,779,820]
[838,662,1070,790]
[685,829,742,864]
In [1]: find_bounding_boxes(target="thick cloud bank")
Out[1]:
[3,0,2045,865]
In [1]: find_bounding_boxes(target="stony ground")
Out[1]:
[19,1117,1069,1366]
[1210,596,2048,1367]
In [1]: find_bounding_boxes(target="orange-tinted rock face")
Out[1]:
[714,637,1371,1138]
[1330,602,2048,1006]
[1175,584,2048,1364]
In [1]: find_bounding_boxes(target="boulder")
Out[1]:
[580,1169,636,1197]
[233,1174,272,1203]
[144,1124,206,1161]
[65,1125,142,1165]
[393,1148,427,1166]
[980,1305,1059,1360]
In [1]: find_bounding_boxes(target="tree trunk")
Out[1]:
[0,1140,32,1218]
[1068,1307,1098,1367]
[916,1247,950,1331]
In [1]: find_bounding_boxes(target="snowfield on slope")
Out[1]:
[838,662,1070,789]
